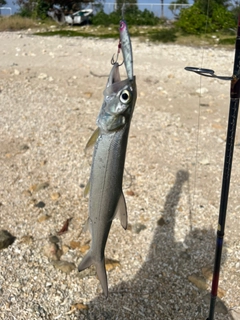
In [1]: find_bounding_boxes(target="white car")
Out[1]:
[48,7,93,25]
[65,9,93,25]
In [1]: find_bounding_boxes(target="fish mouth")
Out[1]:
[104,63,129,97]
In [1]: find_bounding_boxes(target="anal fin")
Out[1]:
[116,192,128,230]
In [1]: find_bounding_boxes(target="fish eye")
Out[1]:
[120,21,125,30]
[120,90,131,104]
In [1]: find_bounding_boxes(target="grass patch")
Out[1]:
[173,33,234,48]
[34,25,176,41]
[0,15,38,31]
[148,28,178,43]
[35,29,119,38]
[218,37,235,45]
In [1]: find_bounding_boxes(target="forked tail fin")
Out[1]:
[78,252,108,297]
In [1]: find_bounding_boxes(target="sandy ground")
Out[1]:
[0,29,240,319]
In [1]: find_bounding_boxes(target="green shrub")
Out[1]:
[91,10,119,26]
[176,2,235,34]
[211,5,236,30]
[92,8,160,26]
[129,8,159,26]
[35,0,50,20]
[18,0,50,19]
[176,5,207,34]
[18,7,32,18]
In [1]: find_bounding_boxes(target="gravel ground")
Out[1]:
[0,29,240,320]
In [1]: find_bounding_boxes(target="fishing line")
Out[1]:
[121,2,126,19]
[191,0,211,221]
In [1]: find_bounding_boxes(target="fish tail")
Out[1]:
[78,252,108,298]
[96,259,108,298]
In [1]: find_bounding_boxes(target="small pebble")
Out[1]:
[126,190,135,196]
[201,265,212,281]
[37,214,50,223]
[69,240,81,249]
[157,217,166,226]
[43,243,62,261]
[105,258,120,271]
[19,235,33,245]
[51,260,76,274]
[35,201,46,208]
[188,274,208,291]
[0,230,16,250]
[30,182,49,192]
[49,235,60,244]
[51,192,60,200]
[38,73,48,80]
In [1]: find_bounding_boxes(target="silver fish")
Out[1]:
[78,20,137,297]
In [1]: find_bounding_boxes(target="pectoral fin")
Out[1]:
[85,127,100,151]
[116,192,128,230]
[83,179,90,197]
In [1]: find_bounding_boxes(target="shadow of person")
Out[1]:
[81,169,232,320]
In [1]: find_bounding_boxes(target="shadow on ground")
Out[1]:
[80,170,232,320]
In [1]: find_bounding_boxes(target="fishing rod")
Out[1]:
[185,16,240,320]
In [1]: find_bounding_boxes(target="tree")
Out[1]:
[16,0,104,18]
[115,0,138,14]
[223,0,240,19]
[169,0,189,18]
[194,0,230,16]
[0,0,7,6]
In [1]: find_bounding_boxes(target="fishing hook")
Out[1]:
[111,54,124,66]
[185,66,233,81]
[111,39,124,66]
